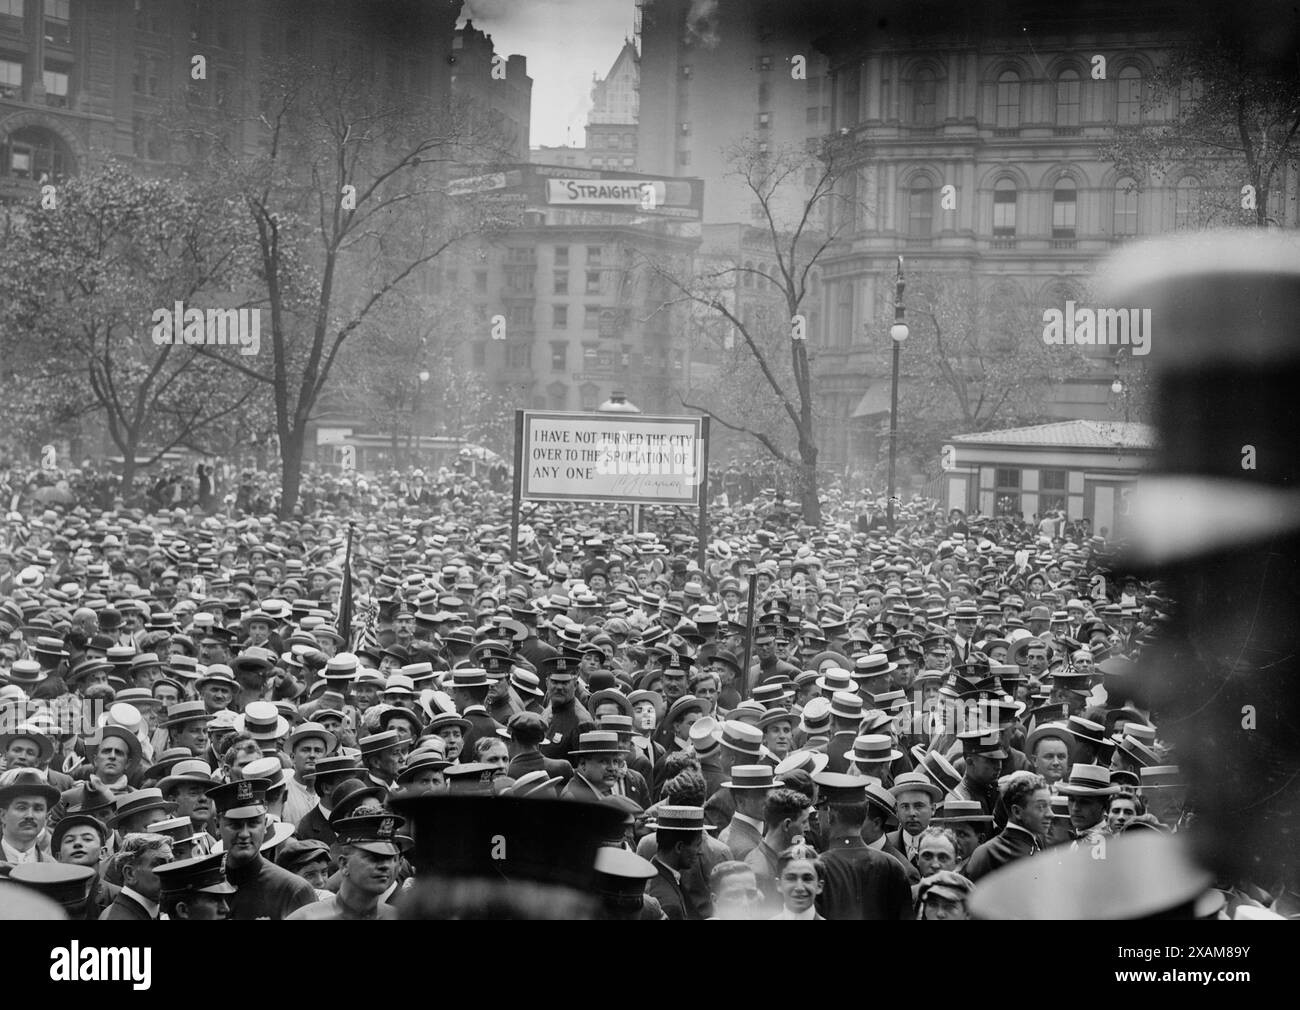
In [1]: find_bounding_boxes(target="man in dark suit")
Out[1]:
[646,805,706,921]
[447,668,504,759]
[718,765,776,861]
[823,693,863,774]
[812,773,912,920]
[101,832,173,920]
[292,759,363,847]
[860,779,921,885]
[965,771,1051,882]
[558,731,622,801]
[506,711,574,784]
[887,772,941,872]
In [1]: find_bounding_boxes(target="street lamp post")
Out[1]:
[887,256,909,531]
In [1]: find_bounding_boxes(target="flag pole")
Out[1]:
[337,520,356,646]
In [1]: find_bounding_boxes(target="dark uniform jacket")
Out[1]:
[540,700,594,763]
[815,836,912,920]
[964,822,1040,882]
[226,854,317,920]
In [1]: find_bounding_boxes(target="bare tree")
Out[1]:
[178,51,508,516]
[646,137,862,522]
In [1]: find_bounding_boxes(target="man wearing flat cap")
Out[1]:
[288,814,408,920]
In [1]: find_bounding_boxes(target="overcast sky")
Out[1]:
[459,0,637,149]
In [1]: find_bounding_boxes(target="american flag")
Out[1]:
[351,599,380,653]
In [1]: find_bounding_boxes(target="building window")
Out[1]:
[44,0,71,44]
[579,383,600,410]
[472,342,487,369]
[550,342,567,372]
[2,126,70,180]
[622,156,634,167]
[505,267,534,293]
[0,57,22,99]
[806,105,821,124]
[1056,69,1080,126]
[679,121,690,135]
[0,0,23,21]
[590,157,603,168]
[835,281,854,344]
[1177,78,1204,116]
[586,246,602,266]
[681,64,692,78]
[757,141,769,155]
[995,468,1022,517]
[554,246,568,266]
[678,150,691,166]
[756,112,771,129]
[41,64,69,106]
[585,270,602,295]
[1114,178,1139,236]
[506,343,531,369]
[553,305,568,328]
[474,270,488,294]
[1175,176,1199,230]
[582,343,599,369]
[548,383,567,410]
[1052,179,1077,238]
[758,54,773,71]
[912,68,936,125]
[554,270,568,295]
[134,53,160,97]
[758,81,771,105]
[608,133,620,149]
[993,178,1017,236]
[1040,469,1068,514]
[1116,67,1143,125]
[507,304,532,329]
[584,305,601,330]
[995,71,1020,128]
[908,178,933,236]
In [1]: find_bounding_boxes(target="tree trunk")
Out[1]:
[798,441,820,524]
[120,450,136,496]
[279,426,303,519]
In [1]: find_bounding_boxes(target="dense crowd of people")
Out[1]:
[0,465,1289,921]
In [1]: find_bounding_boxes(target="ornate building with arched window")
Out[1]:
[809,0,1298,477]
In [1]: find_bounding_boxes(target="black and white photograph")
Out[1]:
[0,0,1296,953]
